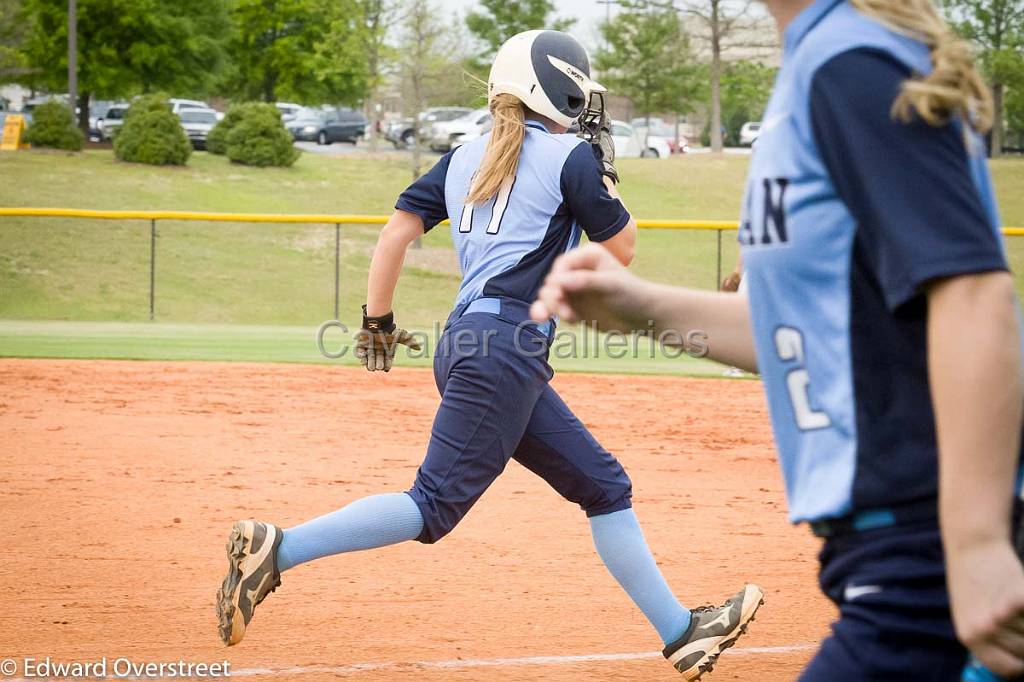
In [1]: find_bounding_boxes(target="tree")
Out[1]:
[0,0,28,80]
[596,2,703,127]
[350,0,398,150]
[466,0,573,61]
[1006,81,1024,148]
[225,0,370,105]
[945,0,1024,157]
[680,0,769,152]
[719,59,774,145]
[398,0,446,180]
[18,0,231,132]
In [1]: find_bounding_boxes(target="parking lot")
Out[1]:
[293,139,408,155]
[294,138,752,157]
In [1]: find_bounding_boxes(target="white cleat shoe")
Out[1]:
[663,584,765,680]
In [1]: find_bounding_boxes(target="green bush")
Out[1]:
[205,103,254,155]
[113,94,191,166]
[224,103,299,167]
[24,101,84,151]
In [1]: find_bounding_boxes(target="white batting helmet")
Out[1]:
[488,30,606,128]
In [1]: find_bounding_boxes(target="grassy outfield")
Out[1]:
[0,320,728,376]
[1,150,748,328]
[1,148,1022,371]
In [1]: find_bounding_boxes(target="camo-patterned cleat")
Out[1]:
[216,520,284,646]
[663,584,765,680]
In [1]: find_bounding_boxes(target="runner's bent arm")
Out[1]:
[366,210,425,317]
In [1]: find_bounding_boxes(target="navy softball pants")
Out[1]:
[407,299,633,543]
[800,520,968,681]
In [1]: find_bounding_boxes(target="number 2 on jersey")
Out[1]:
[774,326,831,431]
[459,175,515,235]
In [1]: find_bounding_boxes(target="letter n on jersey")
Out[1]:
[739,178,790,247]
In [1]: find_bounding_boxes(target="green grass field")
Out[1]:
[1,148,1022,372]
[0,319,728,376]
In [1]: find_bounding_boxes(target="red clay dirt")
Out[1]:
[1,359,833,680]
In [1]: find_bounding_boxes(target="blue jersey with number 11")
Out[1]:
[395,120,630,307]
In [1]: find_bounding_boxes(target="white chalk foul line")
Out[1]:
[231,644,816,677]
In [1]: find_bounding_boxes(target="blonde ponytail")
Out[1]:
[850,0,993,133]
[466,94,526,205]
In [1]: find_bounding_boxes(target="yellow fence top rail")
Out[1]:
[1,207,1022,235]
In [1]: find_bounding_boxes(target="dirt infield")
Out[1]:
[1,359,832,680]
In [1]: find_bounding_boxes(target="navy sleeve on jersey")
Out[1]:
[809,48,1007,311]
[395,150,454,232]
[560,143,631,242]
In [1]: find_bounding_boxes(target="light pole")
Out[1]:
[68,0,77,127]
[596,0,620,53]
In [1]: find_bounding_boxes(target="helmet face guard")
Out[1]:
[488,30,606,129]
[576,91,607,142]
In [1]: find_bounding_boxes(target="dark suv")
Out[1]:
[288,108,367,145]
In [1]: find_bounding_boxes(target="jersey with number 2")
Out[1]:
[740,0,1012,523]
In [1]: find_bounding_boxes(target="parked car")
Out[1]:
[96,104,129,141]
[739,121,761,146]
[428,108,492,152]
[610,121,672,159]
[169,98,209,114]
[288,108,367,144]
[177,108,218,149]
[630,116,669,130]
[632,120,689,154]
[275,102,304,123]
[169,98,223,120]
[88,100,119,139]
[18,95,69,124]
[385,107,472,148]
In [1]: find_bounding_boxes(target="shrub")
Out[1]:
[224,103,299,167]
[24,101,84,151]
[113,94,191,166]
[205,103,251,155]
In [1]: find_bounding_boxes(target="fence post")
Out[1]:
[149,219,156,321]
[334,223,340,321]
[715,228,722,291]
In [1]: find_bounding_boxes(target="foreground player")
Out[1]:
[532,1,1024,679]
[216,30,763,679]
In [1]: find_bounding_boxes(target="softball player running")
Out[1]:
[216,30,763,679]
[532,1,1024,679]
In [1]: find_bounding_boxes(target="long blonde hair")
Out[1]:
[850,0,993,132]
[466,94,526,205]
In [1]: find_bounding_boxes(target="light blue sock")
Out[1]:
[590,508,691,646]
[276,492,424,572]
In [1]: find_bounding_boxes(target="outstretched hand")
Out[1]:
[530,244,652,331]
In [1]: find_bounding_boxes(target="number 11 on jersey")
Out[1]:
[459,176,515,235]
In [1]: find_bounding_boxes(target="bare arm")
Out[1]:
[365,210,425,317]
[597,176,637,266]
[532,244,758,371]
[645,283,756,371]
[929,271,1024,676]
